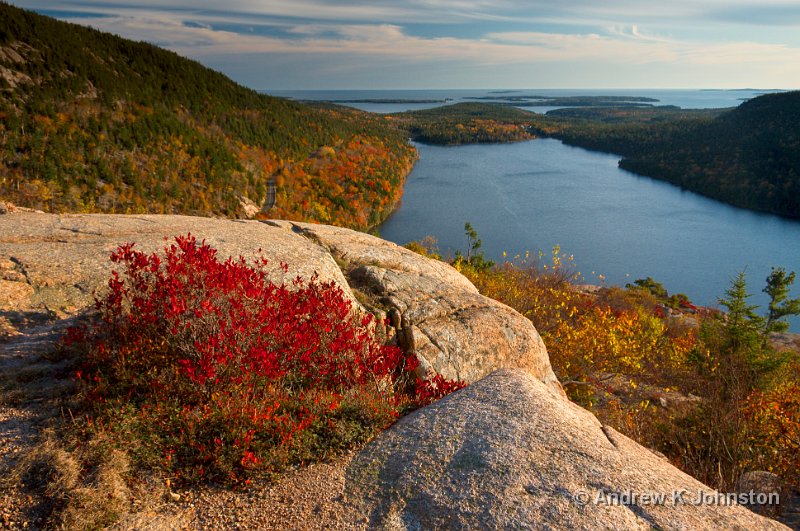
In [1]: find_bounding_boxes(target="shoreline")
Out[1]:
[366,144,420,234]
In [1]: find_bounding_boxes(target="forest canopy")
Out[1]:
[0,3,416,229]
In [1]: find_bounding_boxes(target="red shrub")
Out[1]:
[68,234,463,484]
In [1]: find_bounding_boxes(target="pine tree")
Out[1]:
[719,271,764,365]
[763,267,800,335]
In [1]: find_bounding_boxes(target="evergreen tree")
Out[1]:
[719,271,764,369]
[455,222,493,272]
[763,267,800,335]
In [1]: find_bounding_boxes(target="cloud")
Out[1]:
[8,0,800,88]
[19,0,800,26]
[58,11,800,69]
[705,3,800,26]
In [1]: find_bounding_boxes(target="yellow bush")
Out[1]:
[457,251,696,405]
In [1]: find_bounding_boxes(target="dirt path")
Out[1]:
[156,455,361,530]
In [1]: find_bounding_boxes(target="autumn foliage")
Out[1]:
[441,238,799,493]
[66,235,462,484]
[0,5,416,229]
[397,102,536,145]
[454,250,697,400]
[743,376,800,485]
[1,99,416,230]
[265,133,416,229]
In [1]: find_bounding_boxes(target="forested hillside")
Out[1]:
[538,93,800,219]
[0,3,416,228]
[395,103,536,144]
[395,94,800,219]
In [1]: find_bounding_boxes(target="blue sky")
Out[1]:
[11,1,800,90]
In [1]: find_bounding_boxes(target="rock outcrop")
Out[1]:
[267,221,558,389]
[343,369,788,530]
[0,213,351,319]
[0,212,559,391]
[1,212,786,529]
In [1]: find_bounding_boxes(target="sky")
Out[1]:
[10,1,800,90]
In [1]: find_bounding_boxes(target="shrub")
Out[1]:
[626,277,690,310]
[410,234,800,492]
[404,235,441,260]
[67,234,463,485]
[457,251,696,403]
[743,376,800,485]
[669,272,799,489]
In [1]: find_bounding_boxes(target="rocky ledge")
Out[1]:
[0,211,788,529]
[0,212,559,391]
[343,369,786,530]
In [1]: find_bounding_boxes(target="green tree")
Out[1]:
[464,222,481,262]
[719,271,764,369]
[628,277,669,299]
[763,267,800,335]
[455,222,494,272]
[679,270,799,489]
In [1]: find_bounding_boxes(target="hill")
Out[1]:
[0,3,416,228]
[538,93,800,218]
[620,92,800,218]
[394,102,537,144]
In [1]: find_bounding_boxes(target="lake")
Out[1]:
[378,139,800,330]
[271,88,800,329]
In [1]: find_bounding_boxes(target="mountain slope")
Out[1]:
[540,92,800,218]
[396,102,537,144]
[0,3,416,227]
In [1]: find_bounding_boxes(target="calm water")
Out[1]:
[378,140,800,329]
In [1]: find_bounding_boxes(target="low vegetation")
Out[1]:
[62,235,462,484]
[410,226,800,493]
[10,235,463,528]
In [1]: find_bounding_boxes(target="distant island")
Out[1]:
[393,102,537,145]
[326,98,452,104]
[465,95,661,107]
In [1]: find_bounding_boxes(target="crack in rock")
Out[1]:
[9,256,33,287]
[601,425,620,450]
